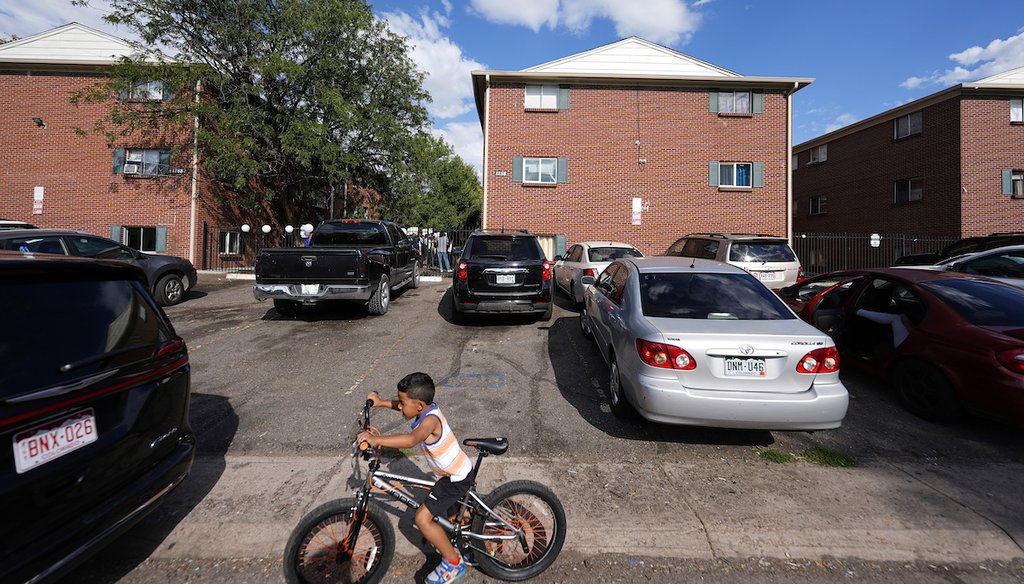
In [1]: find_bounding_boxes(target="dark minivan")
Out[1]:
[0,251,194,583]
[451,230,553,321]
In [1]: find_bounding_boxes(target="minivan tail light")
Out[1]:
[583,268,597,277]
[996,348,1024,374]
[542,261,552,281]
[457,259,469,282]
[636,339,696,370]
[796,347,840,374]
[156,338,186,359]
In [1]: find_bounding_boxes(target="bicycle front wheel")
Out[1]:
[284,498,395,584]
[471,480,567,581]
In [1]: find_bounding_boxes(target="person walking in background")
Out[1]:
[437,231,451,272]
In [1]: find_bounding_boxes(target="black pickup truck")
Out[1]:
[253,219,420,316]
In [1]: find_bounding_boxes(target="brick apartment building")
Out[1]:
[471,37,811,256]
[793,66,1024,239]
[0,23,248,266]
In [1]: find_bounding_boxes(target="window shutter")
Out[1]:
[557,157,568,183]
[708,90,719,113]
[159,149,171,174]
[110,224,122,242]
[752,162,764,188]
[155,227,168,253]
[512,156,523,183]
[752,90,764,114]
[1002,170,1014,195]
[708,161,720,186]
[113,148,126,174]
[558,86,570,110]
[161,81,173,101]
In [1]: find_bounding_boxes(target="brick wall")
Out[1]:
[960,95,1024,236]
[484,83,790,255]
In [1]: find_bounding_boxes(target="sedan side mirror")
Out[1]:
[554,255,563,262]
[778,284,796,298]
[582,275,596,286]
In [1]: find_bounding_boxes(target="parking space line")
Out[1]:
[344,329,410,395]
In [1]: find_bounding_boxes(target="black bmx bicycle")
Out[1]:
[283,400,567,583]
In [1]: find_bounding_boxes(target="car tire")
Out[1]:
[892,360,961,422]
[409,261,420,289]
[569,282,579,309]
[450,289,464,324]
[155,274,185,306]
[579,309,592,338]
[368,274,390,315]
[273,299,300,316]
[608,355,635,419]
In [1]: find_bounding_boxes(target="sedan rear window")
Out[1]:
[640,273,796,320]
[312,223,387,246]
[465,237,544,260]
[920,278,1024,327]
[729,241,797,262]
[588,247,642,262]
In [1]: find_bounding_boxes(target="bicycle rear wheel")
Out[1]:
[284,498,394,584]
[471,480,566,581]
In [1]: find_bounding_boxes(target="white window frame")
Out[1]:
[894,178,923,204]
[221,231,241,254]
[1013,171,1024,198]
[809,195,827,215]
[1011,98,1023,123]
[129,79,166,100]
[523,157,558,184]
[524,85,559,109]
[894,111,922,139]
[125,148,166,175]
[808,144,827,164]
[718,90,752,114]
[719,162,753,187]
[121,226,158,252]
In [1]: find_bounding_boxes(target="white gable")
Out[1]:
[0,22,163,65]
[523,37,739,78]
[974,65,1024,86]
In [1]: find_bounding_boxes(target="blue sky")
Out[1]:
[4,0,1024,176]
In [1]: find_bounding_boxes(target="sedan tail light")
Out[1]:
[542,260,552,281]
[636,339,696,370]
[583,268,598,278]
[457,259,468,282]
[997,348,1024,374]
[796,347,840,374]
[796,265,805,283]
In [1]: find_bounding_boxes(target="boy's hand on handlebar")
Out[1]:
[366,391,385,408]
[356,431,376,449]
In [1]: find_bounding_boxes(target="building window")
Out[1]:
[719,91,751,114]
[221,231,241,254]
[1013,171,1024,198]
[894,112,922,139]
[809,195,827,215]
[523,157,558,184]
[792,154,798,170]
[122,226,158,252]
[129,79,168,100]
[719,162,752,187]
[894,178,923,204]
[525,85,558,109]
[808,144,828,164]
[1012,98,1023,123]
[124,148,169,175]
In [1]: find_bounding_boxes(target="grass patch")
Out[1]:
[756,448,796,464]
[801,447,858,468]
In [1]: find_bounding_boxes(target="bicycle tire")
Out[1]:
[470,480,566,581]
[284,498,395,584]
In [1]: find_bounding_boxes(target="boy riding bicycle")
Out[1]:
[357,372,472,583]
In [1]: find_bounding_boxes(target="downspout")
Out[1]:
[188,78,201,264]
[786,81,797,243]
[481,74,490,229]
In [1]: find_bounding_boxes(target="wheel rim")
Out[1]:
[579,312,590,335]
[609,361,621,407]
[296,511,385,583]
[900,370,941,413]
[481,494,559,569]
[380,280,389,311]
[165,279,182,302]
[413,262,420,286]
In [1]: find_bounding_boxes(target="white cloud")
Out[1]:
[432,121,484,178]
[824,113,856,133]
[468,0,558,32]
[901,30,1024,88]
[470,0,701,45]
[382,8,484,121]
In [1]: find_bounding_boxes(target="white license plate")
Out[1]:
[496,274,515,284]
[724,358,767,377]
[14,409,97,474]
[757,271,778,282]
[300,284,318,295]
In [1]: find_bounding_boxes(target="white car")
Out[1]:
[553,242,643,306]
[930,245,1024,289]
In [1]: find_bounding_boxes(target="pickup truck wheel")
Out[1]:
[409,261,421,289]
[368,275,390,315]
[273,299,300,316]
[539,303,553,322]
[155,274,185,306]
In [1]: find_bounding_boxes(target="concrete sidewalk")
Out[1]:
[127,454,1024,565]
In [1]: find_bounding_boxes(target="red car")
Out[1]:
[777,268,1024,424]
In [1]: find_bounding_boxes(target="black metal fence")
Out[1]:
[201,223,301,272]
[793,232,958,277]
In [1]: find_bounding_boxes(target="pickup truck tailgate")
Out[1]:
[255,248,362,283]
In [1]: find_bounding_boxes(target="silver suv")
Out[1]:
[663,233,802,288]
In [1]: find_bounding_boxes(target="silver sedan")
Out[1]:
[553,241,642,306]
[580,257,849,430]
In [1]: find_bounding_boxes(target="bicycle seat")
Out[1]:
[462,437,508,455]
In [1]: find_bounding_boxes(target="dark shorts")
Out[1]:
[423,472,475,517]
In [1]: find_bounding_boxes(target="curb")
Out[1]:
[225,273,256,281]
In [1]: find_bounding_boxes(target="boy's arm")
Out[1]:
[360,416,437,450]
[367,391,400,411]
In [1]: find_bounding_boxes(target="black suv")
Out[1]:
[894,232,1024,266]
[451,230,553,321]
[0,251,194,583]
[0,229,198,306]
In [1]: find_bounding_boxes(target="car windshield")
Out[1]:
[466,236,543,260]
[588,247,642,262]
[729,241,797,262]
[920,278,1024,327]
[639,273,796,320]
[312,223,387,245]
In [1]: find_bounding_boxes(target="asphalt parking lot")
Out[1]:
[72,275,1024,583]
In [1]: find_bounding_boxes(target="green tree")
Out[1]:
[383,133,480,229]
[73,0,431,225]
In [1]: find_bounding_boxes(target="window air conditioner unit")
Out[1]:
[123,163,141,174]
